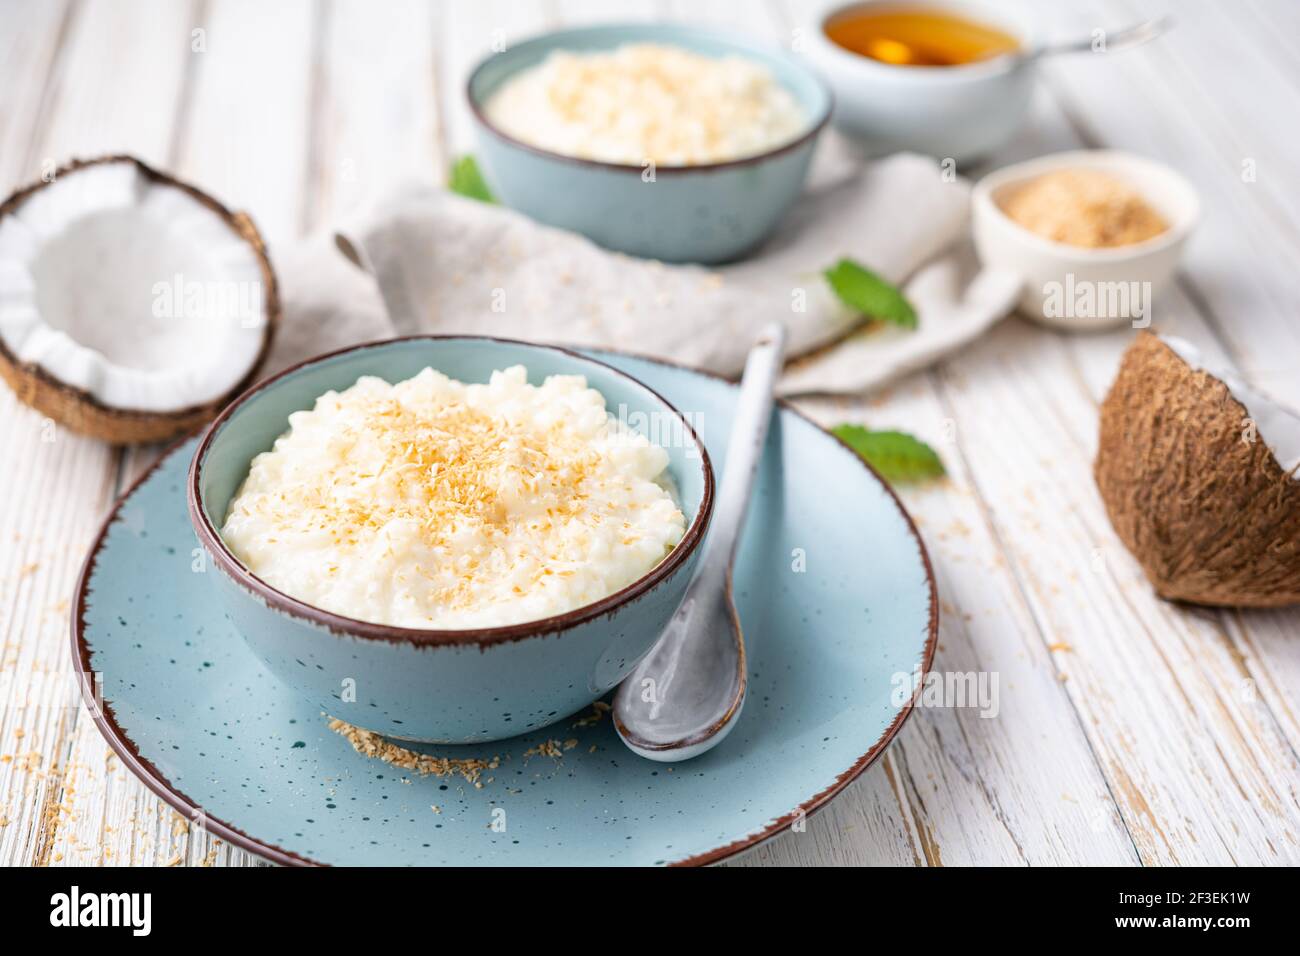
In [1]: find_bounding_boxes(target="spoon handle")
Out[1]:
[699,323,787,574]
[1027,17,1171,61]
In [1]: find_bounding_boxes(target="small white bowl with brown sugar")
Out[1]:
[973,150,1199,331]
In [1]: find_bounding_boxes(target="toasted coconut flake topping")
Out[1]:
[221,365,685,628]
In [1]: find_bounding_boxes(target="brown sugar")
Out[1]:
[1002,169,1168,248]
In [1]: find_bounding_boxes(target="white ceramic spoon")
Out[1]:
[613,323,787,762]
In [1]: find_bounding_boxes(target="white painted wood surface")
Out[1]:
[0,0,1296,867]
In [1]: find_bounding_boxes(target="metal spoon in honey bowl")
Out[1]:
[1016,17,1171,64]
[613,323,786,762]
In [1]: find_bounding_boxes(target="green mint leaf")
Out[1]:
[824,258,917,329]
[448,155,495,203]
[831,425,945,484]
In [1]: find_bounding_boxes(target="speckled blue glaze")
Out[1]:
[75,351,936,866]
[188,338,712,745]
[467,24,832,264]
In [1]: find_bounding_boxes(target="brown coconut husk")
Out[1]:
[1095,331,1300,607]
[0,155,279,445]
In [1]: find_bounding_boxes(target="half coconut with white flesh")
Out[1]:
[1095,331,1300,608]
[0,155,278,444]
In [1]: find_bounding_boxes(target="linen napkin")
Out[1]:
[269,151,1019,395]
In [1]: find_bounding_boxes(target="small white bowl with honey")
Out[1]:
[972,150,1200,331]
[804,1,1033,162]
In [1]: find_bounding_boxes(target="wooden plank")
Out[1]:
[46,0,320,869]
[553,0,662,23]
[977,0,1300,862]
[12,0,231,869]
[1138,0,1300,239]
[0,0,86,868]
[28,0,195,171]
[1032,0,1300,406]
[1044,288,1300,784]
[741,0,1141,867]
[1025,0,1300,840]
[664,0,788,46]
[168,0,317,245]
[776,0,1300,866]
[742,385,1141,866]
[0,0,72,193]
[0,0,199,868]
[0,397,117,867]
[1244,0,1300,63]
[437,0,556,156]
[729,751,928,867]
[1226,608,1300,751]
[309,0,442,230]
[933,318,1300,864]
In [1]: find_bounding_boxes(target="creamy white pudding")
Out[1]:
[220,366,686,629]
[482,42,807,166]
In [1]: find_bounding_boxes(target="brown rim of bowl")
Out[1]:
[186,334,715,649]
[464,24,834,175]
[73,345,938,868]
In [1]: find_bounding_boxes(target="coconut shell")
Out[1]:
[1095,331,1300,607]
[0,155,279,445]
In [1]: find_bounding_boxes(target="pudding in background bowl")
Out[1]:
[467,23,831,264]
[804,1,1035,162]
[482,43,809,167]
[188,336,714,744]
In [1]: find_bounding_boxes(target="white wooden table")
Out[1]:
[1,0,1297,867]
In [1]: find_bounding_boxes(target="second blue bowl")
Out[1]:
[467,23,832,264]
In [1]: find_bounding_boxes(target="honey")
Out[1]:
[825,4,1020,68]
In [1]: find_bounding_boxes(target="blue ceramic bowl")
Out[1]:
[466,23,832,264]
[187,337,714,744]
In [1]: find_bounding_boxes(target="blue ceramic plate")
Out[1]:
[72,351,936,866]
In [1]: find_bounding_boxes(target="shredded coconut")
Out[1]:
[221,365,685,628]
[483,43,807,165]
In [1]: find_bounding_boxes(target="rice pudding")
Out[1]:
[220,366,686,629]
[482,42,808,166]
